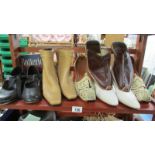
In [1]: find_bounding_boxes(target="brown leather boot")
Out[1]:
[86,40,118,106]
[86,40,112,90]
[40,49,61,105]
[112,42,140,109]
[112,42,133,91]
[56,48,77,100]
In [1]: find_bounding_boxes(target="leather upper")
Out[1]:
[22,66,42,103]
[0,67,22,104]
[112,42,134,91]
[87,40,112,90]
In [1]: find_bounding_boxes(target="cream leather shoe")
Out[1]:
[95,82,118,106]
[114,82,140,109]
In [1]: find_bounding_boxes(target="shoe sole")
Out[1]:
[23,99,42,104]
[0,98,18,105]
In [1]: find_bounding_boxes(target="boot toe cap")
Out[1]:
[95,83,119,106]
[115,87,140,109]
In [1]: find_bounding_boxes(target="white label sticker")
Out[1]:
[72,106,83,113]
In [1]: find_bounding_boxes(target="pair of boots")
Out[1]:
[0,66,42,104]
[86,41,140,109]
[40,49,77,106]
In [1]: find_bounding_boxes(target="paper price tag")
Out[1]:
[72,106,83,113]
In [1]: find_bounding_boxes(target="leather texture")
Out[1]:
[114,82,140,109]
[0,67,22,104]
[40,50,61,105]
[86,40,118,106]
[112,42,133,91]
[22,66,42,103]
[95,82,118,106]
[56,48,77,100]
[87,40,112,89]
[112,42,140,109]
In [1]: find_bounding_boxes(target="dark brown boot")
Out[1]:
[112,42,140,109]
[86,40,118,106]
[112,42,134,91]
[86,40,112,90]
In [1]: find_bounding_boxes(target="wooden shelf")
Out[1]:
[15,46,86,53]
[0,99,155,116]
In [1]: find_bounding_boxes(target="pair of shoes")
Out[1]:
[40,48,77,106]
[0,66,42,105]
[86,40,140,109]
[22,66,42,103]
[0,67,22,104]
[74,53,96,101]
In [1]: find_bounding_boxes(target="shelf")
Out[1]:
[15,47,86,54]
[0,99,155,116]
[15,46,137,55]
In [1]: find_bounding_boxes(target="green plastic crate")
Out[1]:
[0,34,9,40]
[2,58,12,65]
[3,66,13,73]
[0,42,10,48]
[0,50,11,57]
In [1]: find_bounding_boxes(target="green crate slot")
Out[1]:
[0,47,10,51]
[0,40,9,43]
[0,42,10,48]
[1,50,11,57]
[0,34,9,40]
[3,66,13,73]
[2,58,12,65]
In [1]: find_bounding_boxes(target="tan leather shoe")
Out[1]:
[40,49,61,105]
[56,48,77,100]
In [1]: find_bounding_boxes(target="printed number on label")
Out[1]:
[72,106,83,113]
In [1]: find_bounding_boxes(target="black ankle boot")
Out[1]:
[0,67,22,104]
[22,66,42,103]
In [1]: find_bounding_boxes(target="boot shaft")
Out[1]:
[56,48,73,78]
[40,50,55,67]
[112,42,134,91]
